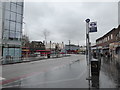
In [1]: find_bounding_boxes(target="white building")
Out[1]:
[45,42,64,50]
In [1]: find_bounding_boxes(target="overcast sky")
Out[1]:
[23,1,118,46]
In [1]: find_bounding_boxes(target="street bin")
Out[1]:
[91,59,100,75]
[91,75,99,88]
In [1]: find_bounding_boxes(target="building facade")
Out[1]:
[0,1,3,59]
[22,35,30,47]
[96,26,120,48]
[45,41,64,50]
[96,25,120,64]
[29,41,45,53]
[64,44,80,54]
[0,1,24,64]
[118,1,120,25]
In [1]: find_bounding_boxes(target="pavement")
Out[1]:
[1,54,120,88]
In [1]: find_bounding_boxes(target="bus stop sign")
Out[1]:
[89,22,97,32]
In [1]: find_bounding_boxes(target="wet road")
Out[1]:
[2,54,120,88]
[2,55,82,81]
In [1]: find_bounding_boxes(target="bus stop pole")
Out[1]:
[85,19,91,88]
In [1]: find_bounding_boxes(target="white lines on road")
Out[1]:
[0,77,5,80]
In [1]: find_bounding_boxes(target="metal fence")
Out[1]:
[1,53,68,65]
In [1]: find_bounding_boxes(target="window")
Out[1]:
[0,2,2,8]
[105,38,107,41]
[16,14,22,23]
[108,36,109,41]
[8,48,15,57]
[16,32,21,39]
[119,31,120,37]
[17,2,23,6]
[4,20,9,30]
[0,8,2,18]
[5,10,10,20]
[16,23,22,32]
[3,30,9,39]
[10,12,16,21]
[10,21,15,31]
[15,48,21,57]
[11,2,16,4]
[3,48,8,57]
[16,5,22,14]
[111,34,113,39]
[103,38,105,42]
[5,2,10,11]
[11,3,16,12]
[9,31,15,39]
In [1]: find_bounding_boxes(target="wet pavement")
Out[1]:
[2,55,120,88]
[99,57,120,88]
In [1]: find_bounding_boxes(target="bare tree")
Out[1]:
[43,29,50,45]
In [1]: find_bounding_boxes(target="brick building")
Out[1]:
[21,41,46,57]
[96,26,120,48]
[29,41,45,53]
[96,25,120,63]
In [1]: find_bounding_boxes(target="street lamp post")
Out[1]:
[50,41,51,50]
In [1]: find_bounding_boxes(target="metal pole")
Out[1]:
[69,40,70,54]
[85,19,91,89]
[50,41,51,50]
[86,24,88,65]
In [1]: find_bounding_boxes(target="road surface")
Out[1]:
[1,54,120,88]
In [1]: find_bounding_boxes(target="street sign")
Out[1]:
[89,22,97,32]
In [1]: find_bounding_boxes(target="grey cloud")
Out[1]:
[24,2,118,45]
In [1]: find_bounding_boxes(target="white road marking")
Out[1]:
[0,77,5,80]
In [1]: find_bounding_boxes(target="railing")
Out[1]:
[1,53,69,65]
[1,57,22,64]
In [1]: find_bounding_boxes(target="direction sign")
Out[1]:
[89,22,97,32]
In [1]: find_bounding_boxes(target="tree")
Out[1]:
[42,29,50,45]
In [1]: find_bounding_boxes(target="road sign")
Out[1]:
[89,22,97,32]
